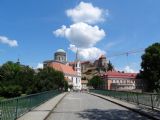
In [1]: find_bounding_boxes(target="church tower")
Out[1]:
[54,49,67,64]
[74,48,82,90]
[74,49,81,76]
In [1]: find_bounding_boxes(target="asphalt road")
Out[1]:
[46,92,150,120]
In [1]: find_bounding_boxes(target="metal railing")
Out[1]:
[0,90,61,120]
[90,89,160,110]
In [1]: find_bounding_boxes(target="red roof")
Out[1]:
[103,71,137,79]
[49,62,77,75]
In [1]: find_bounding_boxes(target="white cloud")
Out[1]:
[37,63,43,69]
[0,36,18,47]
[68,44,77,52]
[124,66,137,73]
[69,44,105,60]
[53,2,108,61]
[66,1,108,24]
[54,22,105,48]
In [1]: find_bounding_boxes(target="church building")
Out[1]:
[43,49,82,90]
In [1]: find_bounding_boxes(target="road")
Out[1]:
[46,92,150,120]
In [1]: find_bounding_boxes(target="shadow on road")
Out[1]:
[77,109,148,120]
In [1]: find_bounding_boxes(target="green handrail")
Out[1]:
[90,89,160,110]
[0,90,61,120]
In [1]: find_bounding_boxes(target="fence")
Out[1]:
[90,89,160,110]
[0,90,61,120]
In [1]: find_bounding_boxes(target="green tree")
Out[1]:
[88,75,104,89]
[0,61,35,97]
[140,43,160,92]
[107,61,114,71]
[33,67,57,92]
[0,61,21,86]
[16,66,35,93]
[0,61,66,98]
[0,85,22,98]
[63,80,68,91]
[32,67,65,93]
[53,70,65,89]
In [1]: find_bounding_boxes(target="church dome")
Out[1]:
[56,49,66,53]
[99,55,106,59]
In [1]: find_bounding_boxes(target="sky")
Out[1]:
[0,0,160,72]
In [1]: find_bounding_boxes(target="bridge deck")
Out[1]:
[46,92,150,120]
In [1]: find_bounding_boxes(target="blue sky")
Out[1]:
[0,0,160,72]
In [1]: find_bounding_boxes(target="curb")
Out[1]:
[89,92,160,120]
[44,92,68,120]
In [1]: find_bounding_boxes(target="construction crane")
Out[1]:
[106,49,145,72]
[107,48,145,58]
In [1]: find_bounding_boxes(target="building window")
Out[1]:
[120,80,122,83]
[76,78,77,84]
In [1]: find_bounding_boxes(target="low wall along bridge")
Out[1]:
[0,90,160,120]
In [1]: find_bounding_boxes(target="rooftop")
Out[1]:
[103,71,137,79]
[49,62,77,75]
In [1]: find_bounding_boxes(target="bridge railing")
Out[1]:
[0,90,61,120]
[90,89,160,110]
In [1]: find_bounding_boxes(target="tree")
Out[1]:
[15,66,35,93]
[0,61,35,97]
[53,70,65,89]
[31,67,66,93]
[0,85,22,98]
[63,80,68,91]
[88,75,104,89]
[0,61,66,98]
[107,61,114,71]
[33,67,57,93]
[140,43,160,92]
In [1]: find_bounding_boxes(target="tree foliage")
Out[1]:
[140,43,160,92]
[107,61,114,71]
[0,61,67,98]
[88,75,104,89]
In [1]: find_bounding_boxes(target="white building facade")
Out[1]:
[44,49,82,90]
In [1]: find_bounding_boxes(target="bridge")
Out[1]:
[0,90,160,120]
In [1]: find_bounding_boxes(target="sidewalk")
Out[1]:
[17,92,67,120]
[89,92,160,120]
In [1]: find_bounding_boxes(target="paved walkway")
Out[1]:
[89,92,160,120]
[46,92,150,120]
[17,92,66,120]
